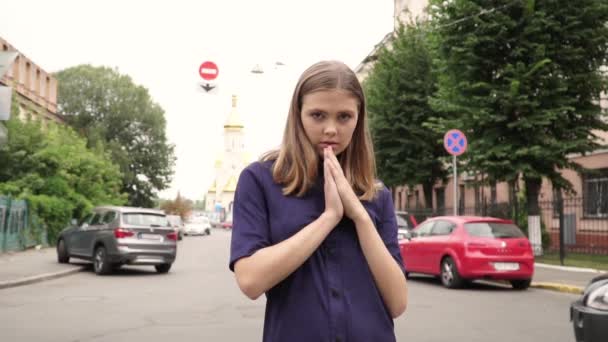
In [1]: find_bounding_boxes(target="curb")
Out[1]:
[535,262,603,274]
[531,282,584,295]
[0,267,84,290]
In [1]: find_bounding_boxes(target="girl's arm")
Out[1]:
[325,149,407,318]
[234,212,338,300]
[234,157,343,300]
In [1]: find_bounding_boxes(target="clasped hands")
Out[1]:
[323,147,369,226]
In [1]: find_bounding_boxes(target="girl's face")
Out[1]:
[300,89,359,158]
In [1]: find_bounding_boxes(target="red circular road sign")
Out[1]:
[443,129,468,156]
[199,61,219,81]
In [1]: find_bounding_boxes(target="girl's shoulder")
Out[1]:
[239,160,275,186]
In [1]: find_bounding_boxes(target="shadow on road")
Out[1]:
[407,274,515,291]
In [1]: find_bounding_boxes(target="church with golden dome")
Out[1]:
[206,95,251,216]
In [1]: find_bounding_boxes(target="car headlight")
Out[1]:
[586,283,608,311]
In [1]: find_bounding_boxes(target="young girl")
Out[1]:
[229,60,408,342]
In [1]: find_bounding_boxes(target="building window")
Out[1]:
[583,169,608,218]
[25,62,31,89]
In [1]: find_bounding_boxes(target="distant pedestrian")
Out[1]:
[229,60,408,342]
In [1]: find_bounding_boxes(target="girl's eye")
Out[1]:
[339,113,352,121]
[310,111,324,120]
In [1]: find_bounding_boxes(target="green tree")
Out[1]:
[365,22,447,208]
[55,65,176,208]
[0,118,126,242]
[429,0,608,214]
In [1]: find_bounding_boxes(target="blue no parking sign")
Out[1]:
[443,129,468,156]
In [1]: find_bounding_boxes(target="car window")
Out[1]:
[123,213,168,227]
[464,222,525,238]
[415,221,435,237]
[395,214,409,229]
[89,213,104,225]
[431,220,456,236]
[79,213,94,226]
[102,211,117,224]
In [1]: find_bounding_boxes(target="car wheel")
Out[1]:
[510,279,532,290]
[205,228,211,235]
[57,239,70,264]
[441,257,465,289]
[155,263,172,274]
[93,246,113,275]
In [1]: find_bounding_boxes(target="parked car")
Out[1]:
[395,210,418,240]
[56,206,177,275]
[185,216,212,236]
[399,216,534,289]
[167,214,186,240]
[570,273,608,342]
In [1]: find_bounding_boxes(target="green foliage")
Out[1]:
[0,118,126,243]
[428,0,608,210]
[364,22,447,205]
[55,65,176,208]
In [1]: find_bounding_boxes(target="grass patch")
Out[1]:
[536,252,608,271]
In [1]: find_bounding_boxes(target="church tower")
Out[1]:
[206,95,249,217]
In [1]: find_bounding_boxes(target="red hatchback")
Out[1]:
[399,216,534,290]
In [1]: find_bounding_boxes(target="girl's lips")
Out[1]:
[319,142,338,149]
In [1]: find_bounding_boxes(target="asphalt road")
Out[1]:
[0,229,579,342]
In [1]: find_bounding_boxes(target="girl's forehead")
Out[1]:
[301,89,359,104]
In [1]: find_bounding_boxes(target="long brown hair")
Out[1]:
[261,60,378,200]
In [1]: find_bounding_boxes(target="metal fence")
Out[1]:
[405,197,608,256]
[0,196,48,252]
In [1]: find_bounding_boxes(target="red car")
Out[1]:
[399,216,534,290]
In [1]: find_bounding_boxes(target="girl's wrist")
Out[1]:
[352,208,371,227]
[321,211,341,227]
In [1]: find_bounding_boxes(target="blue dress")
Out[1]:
[229,160,406,342]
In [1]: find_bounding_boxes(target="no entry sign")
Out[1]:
[199,61,219,81]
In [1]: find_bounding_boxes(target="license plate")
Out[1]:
[140,233,162,241]
[493,262,520,271]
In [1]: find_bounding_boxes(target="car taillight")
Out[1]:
[167,232,178,241]
[114,228,134,239]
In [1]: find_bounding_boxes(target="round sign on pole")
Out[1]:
[443,129,468,156]
[199,61,219,81]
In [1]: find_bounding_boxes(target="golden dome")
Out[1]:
[224,95,244,129]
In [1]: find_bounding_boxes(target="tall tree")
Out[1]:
[365,22,447,208]
[0,118,126,241]
[55,65,176,207]
[429,0,608,214]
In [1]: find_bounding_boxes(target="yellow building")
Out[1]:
[1,37,63,126]
[206,95,251,215]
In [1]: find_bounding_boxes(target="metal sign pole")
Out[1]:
[453,154,457,216]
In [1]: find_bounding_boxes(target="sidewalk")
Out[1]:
[0,246,605,293]
[0,246,88,289]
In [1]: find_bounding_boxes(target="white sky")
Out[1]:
[0,0,394,201]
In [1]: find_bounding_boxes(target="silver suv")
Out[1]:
[56,206,177,275]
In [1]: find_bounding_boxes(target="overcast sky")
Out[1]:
[0,0,394,201]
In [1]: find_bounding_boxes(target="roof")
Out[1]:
[222,175,238,193]
[208,180,217,193]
